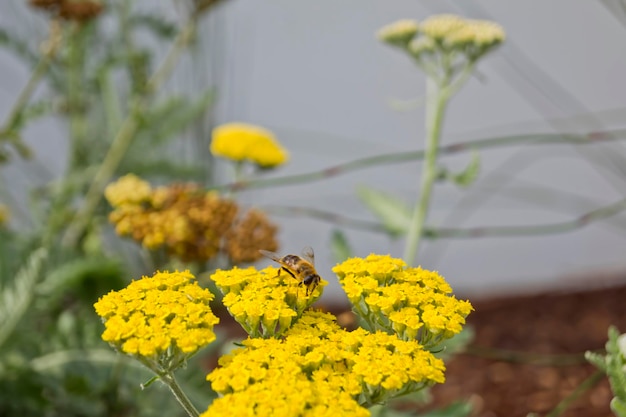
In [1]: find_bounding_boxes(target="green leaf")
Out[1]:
[450,151,480,187]
[613,397,626,417]
[356,185,411,238]
[141,90,215,145]
[129,14,178,39]
[330,229,352,263]
[0,248,48,350]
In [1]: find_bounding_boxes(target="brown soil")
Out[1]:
[426,283,626,417]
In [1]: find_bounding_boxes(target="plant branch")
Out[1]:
[61,18,198,248]
[404,78,449,265]
[465,345,591,366]
[265,197,626,239]
[214,129,626,193]
[160,372,200,417]
[0,20,61,144]
[262,205,387,233]
[430,197,626,239]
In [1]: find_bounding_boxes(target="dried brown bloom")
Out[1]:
[58,0,103,21]
[225,209,279,264]
[29,0,63,10]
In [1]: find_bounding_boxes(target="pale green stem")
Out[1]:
[159,372,200,417]
[61,19,197,248]
[403,77,449,266]
[1,21,59,139]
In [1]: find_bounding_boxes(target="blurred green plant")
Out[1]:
[586,327,626,417]
[0,0,224,415]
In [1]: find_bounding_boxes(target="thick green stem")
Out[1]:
[160,372,200,417]
[403,78,449,265]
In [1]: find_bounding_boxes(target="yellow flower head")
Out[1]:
[377,19,419,47]
[205,310,445,414]
[104,174,152,208]
[94,270,219,366]
[333,255,472,346]
[211,122,289,168]
[380,14,505,65]
[211,266,327,338]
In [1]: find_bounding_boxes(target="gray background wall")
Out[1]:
[2,1,626,302]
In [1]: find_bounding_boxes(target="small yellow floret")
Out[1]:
[104,174,152,207]
[211,122,289,168]
[377,19,419,46]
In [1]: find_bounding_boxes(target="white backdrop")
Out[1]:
[2,1,626,302]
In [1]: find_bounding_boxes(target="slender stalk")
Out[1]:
[544,370,604,417]
[159,372,200,417]
[61,18,197,248]
[1,20,61,138]
[403,78,449,265]
[214,129,626,193]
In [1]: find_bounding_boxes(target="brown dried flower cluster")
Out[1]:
[29,0,103,22]
[105,174,278,264]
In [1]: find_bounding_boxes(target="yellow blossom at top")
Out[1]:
[419,14,466,41]
[94,270,219,365]
[203,310,445,415]
[333,254,472,346]
[211,266,327,338]
[377,19,419,46]
[104,174,152,207]
[211,122,289,168]
[380,14,505,63]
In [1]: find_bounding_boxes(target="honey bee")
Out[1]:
[259,246,321,296]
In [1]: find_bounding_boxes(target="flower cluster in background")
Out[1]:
[203,311,445,416]
[104,174,279,264]
[210,265,327,337]
[333,254,473,348]
[377,14,505,66]
[29,0,104,22]
[94,270,219,371]
[211,122,289,169]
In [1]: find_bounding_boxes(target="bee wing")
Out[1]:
[301,246,315,265]
[259,249,282,262]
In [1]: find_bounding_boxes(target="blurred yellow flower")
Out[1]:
[104,174,152,207]
[377,19,419,46]
[0,204,10,227]
[211,122,289,168]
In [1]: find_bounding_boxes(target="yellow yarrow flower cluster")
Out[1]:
[379,14,504,65]
[203,311,445,415]
[211,122,289,168]
[333,254,473,347]
[105,175,278,264]
[94,270,219,371]
[210,266,327,338]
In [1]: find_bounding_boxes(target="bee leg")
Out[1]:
[282,267,296,280]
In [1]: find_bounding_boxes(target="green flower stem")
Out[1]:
[159,372,200,417]
[67,24,89,169]
[403,77,449,266]
[61,19,197,248]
